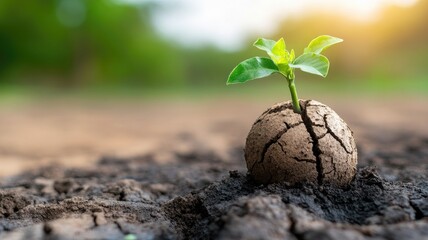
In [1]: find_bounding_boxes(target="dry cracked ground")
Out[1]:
[0,97,427,240]
[245,100,357,186]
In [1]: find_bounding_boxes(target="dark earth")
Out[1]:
[0,99,427,239]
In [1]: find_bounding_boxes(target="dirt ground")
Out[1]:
[0,97,427,239]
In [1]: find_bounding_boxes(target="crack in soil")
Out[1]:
[265,103,294,116]
[409,199,425,220]
[317,132,328,140]
[277,139,316,164]
[292,157,317,164]
[277,141,317,165]
[249,122,303,173]
[301,100,324,185]
[262,122,304,162]
[323,114,352,154]
[254,104,293,125]
[277,140,288,155]
[260,126,288,162]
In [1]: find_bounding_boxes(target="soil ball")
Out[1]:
[245,100,357,186]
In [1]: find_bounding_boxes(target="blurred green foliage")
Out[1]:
[0,0,427,97]
[0,0,186,88]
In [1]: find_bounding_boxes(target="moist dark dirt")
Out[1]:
[1,130,428,239]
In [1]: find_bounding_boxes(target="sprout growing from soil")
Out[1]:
[227,36,357,186]
[227,35,343,113]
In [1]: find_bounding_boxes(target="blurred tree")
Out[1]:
[0,0,185,89]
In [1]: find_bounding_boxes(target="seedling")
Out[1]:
[227,35,357,186]
[227,35,343,113]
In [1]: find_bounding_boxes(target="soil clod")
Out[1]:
[245,100,358,186]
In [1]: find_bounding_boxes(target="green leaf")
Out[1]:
[304,35,343,54]
[227,57,279,85]
[271,38,287,64]
[290,53,330,77]
[277,63,292,78]
[253,38,276,56]
[289,49,295,62]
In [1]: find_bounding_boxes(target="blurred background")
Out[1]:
[0,0,427,177]
[0,0,427,99]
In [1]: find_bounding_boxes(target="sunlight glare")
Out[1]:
[132,0,419,50]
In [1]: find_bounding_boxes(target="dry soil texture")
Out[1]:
[0,99,427,240]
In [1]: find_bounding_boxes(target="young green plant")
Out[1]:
[227,35,343,113]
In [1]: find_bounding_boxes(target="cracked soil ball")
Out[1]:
[245,100,357,186]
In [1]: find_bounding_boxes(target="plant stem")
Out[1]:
[288,79,301,113]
